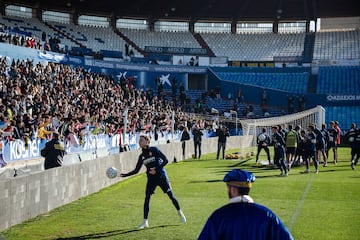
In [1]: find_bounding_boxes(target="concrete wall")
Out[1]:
[0,136,251,231]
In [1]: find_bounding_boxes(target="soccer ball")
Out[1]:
[349,137,354,142]
[106,167,118,179]
[258,133,266,142]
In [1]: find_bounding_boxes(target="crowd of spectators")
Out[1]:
[0,57,217,153]
[0,25,66,53]
[0,23,243,153]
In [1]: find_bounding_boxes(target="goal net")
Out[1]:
[239,105,326,148]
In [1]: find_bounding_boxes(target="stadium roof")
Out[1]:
[3,0,360,22]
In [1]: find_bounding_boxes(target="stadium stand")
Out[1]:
[316,66,360,94]
[120,28,202,50]
[0,9,358,134]
[0,15,72,52]
[48,22,139,56]
[313,29,360,60]
[325,106,360,131]
[200,32,305,61]
[211,66,311,94]
[0,15,143,58]
[216,71,309,94]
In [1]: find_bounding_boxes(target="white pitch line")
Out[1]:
[288,173,316,230]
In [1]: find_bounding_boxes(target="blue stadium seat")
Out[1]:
[317,66,360,94]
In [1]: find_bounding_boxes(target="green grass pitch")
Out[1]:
[1,147,360,240]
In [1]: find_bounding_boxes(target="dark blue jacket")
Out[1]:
[122,146,169,179]
[198,202,293,240]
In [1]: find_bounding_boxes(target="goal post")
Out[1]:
[239,105,326,147]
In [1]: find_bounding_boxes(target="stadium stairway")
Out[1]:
[114,29,146,57]
[193,33,215,57]
[43,21,85,48]
[307,74,318,94]
[302,32,315,63]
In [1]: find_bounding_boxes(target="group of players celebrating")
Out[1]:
[256,121,360,175]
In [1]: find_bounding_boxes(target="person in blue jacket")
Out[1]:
[304,125,319,174]
[272,125,288,176]
[198,169,294,240]
[120,135,186,229]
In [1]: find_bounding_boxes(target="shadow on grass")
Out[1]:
[56,224,179,239]
[189,179,223,184]
[184,159,214,163]
[206,158,253,169]
[227,159,253,167]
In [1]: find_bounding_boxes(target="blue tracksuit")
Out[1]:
[122,146,171,193]
[198,202,293,240]
[272,132,287,173]
[122,146,181,219]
